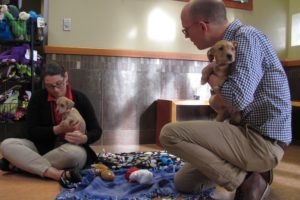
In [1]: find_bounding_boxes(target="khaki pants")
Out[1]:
[0,138,87,177]
[159,120,284,192]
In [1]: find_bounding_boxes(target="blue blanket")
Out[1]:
[56,167,214,200]
[57,151,215,200]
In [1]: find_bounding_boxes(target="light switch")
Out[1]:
[63,18,71,31]
[76,61,81,69]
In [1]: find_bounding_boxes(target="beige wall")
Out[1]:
[47,0,288,59]
[287,0,300,60]
[48,0,198,53]
[227,0,288,59]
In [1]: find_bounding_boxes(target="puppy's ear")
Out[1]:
[66,99,75,110]
[231,41,237,49]
[207,48,215,62]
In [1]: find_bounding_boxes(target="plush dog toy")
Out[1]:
[201,40,241,123]
[125,167,153,185]
[2,5,29,41]
[91,163,115,181]
[0,5,13,40]
[56,96,86,134]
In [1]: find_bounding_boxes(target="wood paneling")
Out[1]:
[224,0,253,11]
[282,60,300,67]
[44,46,208,61]
[174,0,253,10]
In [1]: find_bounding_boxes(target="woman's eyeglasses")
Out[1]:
[44,78,65,90]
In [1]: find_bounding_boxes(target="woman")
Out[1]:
[0,62,102,187]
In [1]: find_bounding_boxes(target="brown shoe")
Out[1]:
[0,158,10,171]
[234,173,270,200]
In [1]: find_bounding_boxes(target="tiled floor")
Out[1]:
[0,144,300,200]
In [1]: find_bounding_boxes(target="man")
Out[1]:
[0,62,102,187]
[159,0,291,200]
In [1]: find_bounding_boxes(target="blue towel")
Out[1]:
[56,166,214,200]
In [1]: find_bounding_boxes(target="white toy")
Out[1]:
[126,168,153,185]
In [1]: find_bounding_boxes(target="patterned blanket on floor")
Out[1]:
[56,151,215,200]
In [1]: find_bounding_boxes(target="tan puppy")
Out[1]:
[201,40,240,123]
[56,96,86,133]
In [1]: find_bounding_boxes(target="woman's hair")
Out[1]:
[41,62,66,80]
[189,0,227,25]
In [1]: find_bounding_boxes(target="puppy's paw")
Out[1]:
[201,76,208,85]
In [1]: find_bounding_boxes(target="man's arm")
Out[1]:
[220,32,264,110]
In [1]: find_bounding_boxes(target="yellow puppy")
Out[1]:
[56,96,86,133]
[201,40,237,85]
[201,40,240,123]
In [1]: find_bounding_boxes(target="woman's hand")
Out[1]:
[53,120,80,135]
[64,131,88,145]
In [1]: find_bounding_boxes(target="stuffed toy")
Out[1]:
[0,44,32,64]
[0,90,19,113]
[20,94,29,109]
[0,61,16,80]
[2,5,29,41]
[91,163,115,181]
[158,157,174,165]
[14,109,24,120]
[16,63,31,77]
[28,11,39,20]
[28,10,45,41]
[0,5,13,40]
[7,4,19,18]
[125,167,153,185]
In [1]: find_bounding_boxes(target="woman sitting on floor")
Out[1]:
[0,62,102,187]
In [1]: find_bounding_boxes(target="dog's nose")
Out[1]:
[227,54,232,61]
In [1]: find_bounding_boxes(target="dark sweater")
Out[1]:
[25,89,102,167]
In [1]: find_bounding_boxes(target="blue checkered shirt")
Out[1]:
[221,20,292,144]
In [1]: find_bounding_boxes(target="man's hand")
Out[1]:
[209,94,224,111]
[64,131,88,145]
[208,74,223,90]
[207,73,225,110]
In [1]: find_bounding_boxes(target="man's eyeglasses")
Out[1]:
[44,79,65,90]
[182,21,208,37]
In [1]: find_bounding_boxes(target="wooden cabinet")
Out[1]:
[292,101,300,142]
[292,101,300,107]
[156,99,215,146]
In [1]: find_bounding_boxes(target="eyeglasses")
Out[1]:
[44,78,66,90]
[182,21,209,37]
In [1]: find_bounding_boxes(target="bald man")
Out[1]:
[160,1,291,200]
